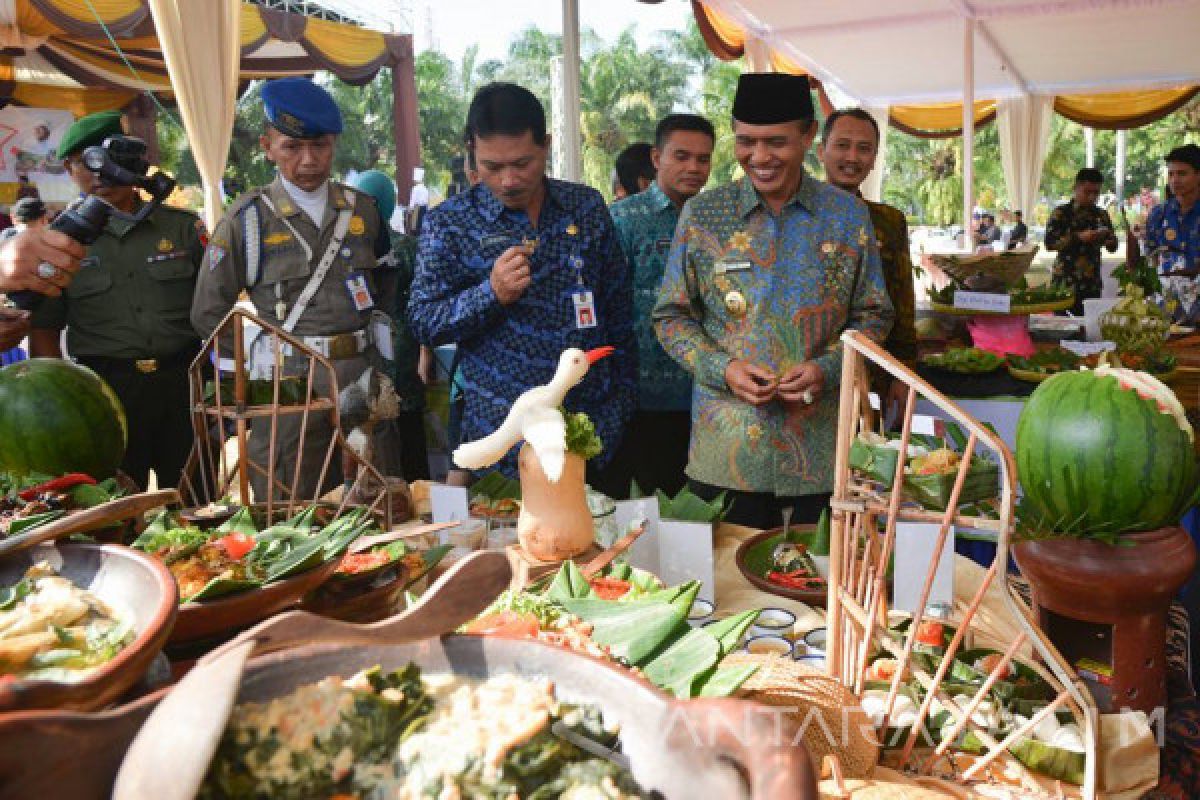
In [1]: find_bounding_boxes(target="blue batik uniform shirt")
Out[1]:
[1146,196,1200,274]
[610,182,692,411]
[408,178,637,476]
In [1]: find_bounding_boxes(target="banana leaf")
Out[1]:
[701,610,761,657]
[695,663,759,697]
[67,481,117,509]
[642,627,721,698]
[561,597,688,666]
[186,576,264,602]
[904,460,999,511]
[469,472,522,502]
[655,486,729,523]
[6,509,66,535]
[951,649,1053,702]
[849,438,902,485]
[216,507,257,536]
[1008,737,1085,785]
[546,560,592,603]
[284,505,319,530]
[809,509,831,556]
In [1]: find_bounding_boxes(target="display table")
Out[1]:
[712,523,1194,800]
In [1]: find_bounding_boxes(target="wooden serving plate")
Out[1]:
[735,526,828,608]
[168,556,342,644]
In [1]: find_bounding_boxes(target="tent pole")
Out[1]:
[1115,129,1127,202]
[962,17,975,247]
[560,0,582,182]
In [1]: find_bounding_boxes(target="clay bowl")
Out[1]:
[300,565,413,623]
[168,556,342,645]
[0,636,818,800]
[0,543,177,713]
[736,526,829,607]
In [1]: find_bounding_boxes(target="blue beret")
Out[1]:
[262,77,343,138]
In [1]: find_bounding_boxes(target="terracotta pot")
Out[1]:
[516,444,593,562]
[1012,526,1196,713]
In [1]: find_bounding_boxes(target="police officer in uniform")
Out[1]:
[30,110,205,491]
[191,78,391,502]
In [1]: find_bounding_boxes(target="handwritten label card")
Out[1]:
[430,484,469,525]
[953,291,1011,314]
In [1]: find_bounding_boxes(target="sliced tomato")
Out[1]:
[215,532,256,560]
[337,551,392,575]
[767,570,826,591]
[915,620,946,647]
[463,611,540,638]
[588,576,632,600]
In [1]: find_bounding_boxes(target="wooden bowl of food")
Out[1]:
[0,542,177,712]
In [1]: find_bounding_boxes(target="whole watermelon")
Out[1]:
[1016,365,1197,534]
[0,358,127,479]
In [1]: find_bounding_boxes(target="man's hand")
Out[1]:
[778,362,824,404]
[0,229,85,296]
[490,244,533,305]
[725,359,777,406]
[1076,229,1104,245]
[0,307,30,351]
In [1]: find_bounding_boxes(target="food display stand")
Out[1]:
[178,307,394,528]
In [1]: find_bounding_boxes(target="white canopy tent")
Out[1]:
[690,0,1200,233]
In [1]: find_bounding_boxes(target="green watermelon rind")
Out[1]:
[1016,369,1196,535]
[0,359,127,480]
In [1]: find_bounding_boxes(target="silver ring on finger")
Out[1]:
[36,261,58,280]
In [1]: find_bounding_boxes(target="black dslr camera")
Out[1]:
[10,134,178,310]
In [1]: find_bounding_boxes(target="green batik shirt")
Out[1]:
[610,182,692,411]
[1045,200,1118,312]
[653,174,894,496]
[382,230,425,412]
[865,199,917,367]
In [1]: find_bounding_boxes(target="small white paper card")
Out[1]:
[430,484,470,528]
[953,291,1011,314]
[614,498,660,575]
[658,520,715,604]
[1060,340,1116,357]
[892,522,955,614]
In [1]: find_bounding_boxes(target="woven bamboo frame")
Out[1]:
[827,331,1099,798]
[178,307,392,528]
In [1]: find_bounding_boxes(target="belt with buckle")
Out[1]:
[301,329,369,360]
[76,347,198,376]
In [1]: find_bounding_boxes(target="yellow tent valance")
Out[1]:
[303,16,387,70]
[692,0,744,61]
[1054,87,1200,130]
[890,101,998,138]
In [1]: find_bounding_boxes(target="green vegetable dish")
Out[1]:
[0,562,133,682]
[920,348,1004,374]
[200,664,654,799]
[132,506,373,603]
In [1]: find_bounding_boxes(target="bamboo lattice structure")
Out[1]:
[179,308,392,528]
[827,331,1099,798]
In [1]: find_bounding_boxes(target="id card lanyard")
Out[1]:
[569,247,597,330]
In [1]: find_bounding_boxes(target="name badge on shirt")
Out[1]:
[344,272,374,311]
[572,291,598,329]
[479,234,513,249]
[715,260,752,274]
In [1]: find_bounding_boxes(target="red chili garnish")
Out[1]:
[767,570,827,591]
[18,473,96,501]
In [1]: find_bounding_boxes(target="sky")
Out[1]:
[410,0,693,61]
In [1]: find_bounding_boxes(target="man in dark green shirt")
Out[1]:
[30,110,206,490]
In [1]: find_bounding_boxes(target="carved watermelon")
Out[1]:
[0,358,127,479]
[1016,365,1197,534]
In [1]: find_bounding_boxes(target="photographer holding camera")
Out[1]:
[29,110,206,491]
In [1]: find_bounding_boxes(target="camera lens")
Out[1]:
[82,147,106,171]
